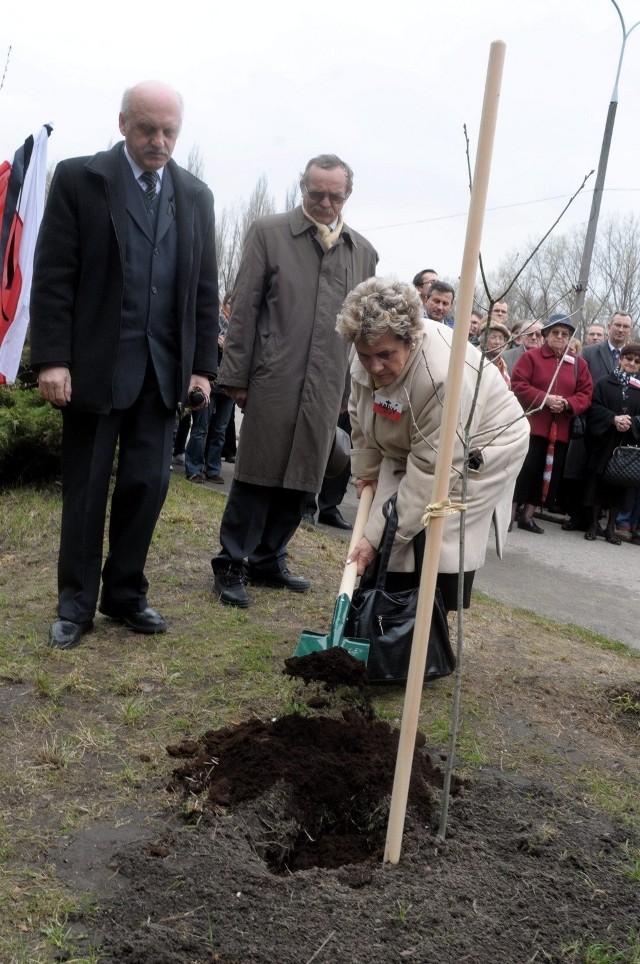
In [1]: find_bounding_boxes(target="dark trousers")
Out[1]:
[57,376,174,622]
[222,407,237,458]
[306,411,351,516]
[214,480,309,572]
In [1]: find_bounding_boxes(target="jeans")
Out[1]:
[204,393,235,478]
[184,401,213,477]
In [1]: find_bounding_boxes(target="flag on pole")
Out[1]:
[0,124,52,384]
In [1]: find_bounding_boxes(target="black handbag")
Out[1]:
[345,495,456,685]
[570,414,585,440]
[603,444,640,489]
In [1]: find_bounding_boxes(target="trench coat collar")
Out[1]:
[289,204,360,248]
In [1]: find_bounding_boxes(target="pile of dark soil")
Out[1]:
[86,709,639,964]
[167,711,450,872]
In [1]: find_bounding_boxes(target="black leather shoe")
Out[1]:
[49,619,93,650]
[213,564,250,607]
[517,518,544,534]
[247,566,310,593]
[561,520,585,531]
[99,602,167,634]
[318,508,353,530]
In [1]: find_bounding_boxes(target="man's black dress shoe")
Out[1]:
[99,602,167,634]
[318,508,353,530]
[213,564,250,608]
[246,566,310,593]
[49,619,93,650]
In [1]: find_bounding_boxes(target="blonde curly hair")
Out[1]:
[335,277,424,345]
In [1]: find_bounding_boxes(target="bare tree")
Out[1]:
[284,180,299,212]
[486,213,640,338]
[215,175,276,295]
[186,144,205,180]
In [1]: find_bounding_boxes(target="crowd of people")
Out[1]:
[29,78,639,648]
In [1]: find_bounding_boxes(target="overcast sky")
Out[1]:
[4,0,640,295]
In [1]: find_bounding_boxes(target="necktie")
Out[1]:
[140,170,158,206]
[613,348,620,365]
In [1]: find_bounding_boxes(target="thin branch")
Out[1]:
[464,124,594,308]
[0,45,11,94]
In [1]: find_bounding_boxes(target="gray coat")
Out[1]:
[502,344,525,375]
[218,206,377,492]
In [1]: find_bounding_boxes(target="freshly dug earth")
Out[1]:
[3,483,639,963]
[82,697,638,964]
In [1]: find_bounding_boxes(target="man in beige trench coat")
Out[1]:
[212,154,378,607]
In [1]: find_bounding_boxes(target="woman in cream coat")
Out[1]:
[336,278,530,611]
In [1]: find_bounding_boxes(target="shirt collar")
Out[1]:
[123,144,164,185]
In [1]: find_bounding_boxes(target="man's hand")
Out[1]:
[225,386,248,410]
[187,375,211,411]
[346,537,377,577]
[38,366,72,407]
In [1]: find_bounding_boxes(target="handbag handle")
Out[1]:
[360,494,399,590]
[360,492,426,590]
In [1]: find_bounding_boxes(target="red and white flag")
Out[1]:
[0,124,52,384]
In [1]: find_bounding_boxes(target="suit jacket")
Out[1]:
[581,341,618,384]
[30,142,218,413]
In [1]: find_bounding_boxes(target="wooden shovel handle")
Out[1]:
[337,484,374,599]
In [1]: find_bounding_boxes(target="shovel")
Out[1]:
[294,485,374,664]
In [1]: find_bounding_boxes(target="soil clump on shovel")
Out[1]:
[283,646,369,690]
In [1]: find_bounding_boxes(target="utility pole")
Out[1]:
[573,0,640,328]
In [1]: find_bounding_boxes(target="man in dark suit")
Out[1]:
[30,81,218,649]
[561,310,632,530]
[581,311,633,382]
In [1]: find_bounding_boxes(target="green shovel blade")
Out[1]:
[295,593,369,664]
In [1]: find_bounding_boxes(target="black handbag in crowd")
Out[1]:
[603,444,640,489]
[570,414,585,440]
[345,494,456,685]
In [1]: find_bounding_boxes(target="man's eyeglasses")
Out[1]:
[305,189,347,204]
[523,330,543,339]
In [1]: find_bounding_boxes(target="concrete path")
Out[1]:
[188,456,640,653]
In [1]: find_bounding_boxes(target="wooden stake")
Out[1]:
[384,40,506,865]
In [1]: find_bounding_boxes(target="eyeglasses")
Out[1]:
[304,189,347,204]
[523,330,543,338]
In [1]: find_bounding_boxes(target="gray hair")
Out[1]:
[336,278,424,345]
[300,154,354,194]
[120,81,184,127]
